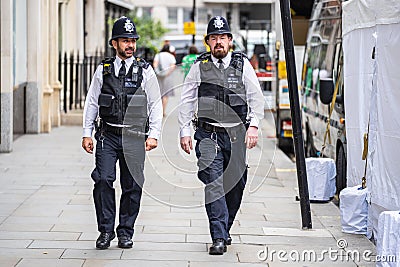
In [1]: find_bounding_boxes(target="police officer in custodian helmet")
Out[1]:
[82,16,162,249]
[179,16,264,255]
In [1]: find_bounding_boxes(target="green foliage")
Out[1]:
[127,11,168,54]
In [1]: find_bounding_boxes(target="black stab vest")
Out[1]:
[98,57,148,130]
[197,52,248,124]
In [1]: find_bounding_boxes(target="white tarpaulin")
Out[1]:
[376,211,400,266]
[340,185,368,235]
[306,158,336,201]
[343,0,400,238]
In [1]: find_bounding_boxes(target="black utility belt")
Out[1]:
[102,124,146,137]
[197,121,245,133]
[103,124,123,135]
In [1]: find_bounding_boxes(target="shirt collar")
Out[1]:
[211,52,231,66]
[115,56,134,69]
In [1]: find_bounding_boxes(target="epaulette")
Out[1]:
[194,52,211,64]
[232,51,248,60]
[230,51,246,74]
[102,57,115,64]
[102,57,115,75]
[135,57,150,69]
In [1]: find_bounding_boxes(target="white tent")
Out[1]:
[343,0,400,238]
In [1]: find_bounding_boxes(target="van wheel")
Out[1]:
[336,145,347,195]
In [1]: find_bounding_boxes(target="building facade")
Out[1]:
[134,0,276,54]
[1,0,61,153]
[0,0,133,152]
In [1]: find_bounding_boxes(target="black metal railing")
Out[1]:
[58,50,104,113]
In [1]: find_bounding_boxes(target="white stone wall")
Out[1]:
[14,0,28,86]
[50,0,62,127]
[26,0,42,135]
[60,0,84,56]
[1,0,14,152]
[1,0,62,152]
[85,0,106,55]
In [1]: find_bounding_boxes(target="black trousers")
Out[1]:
[194,126,248,241]
[91,131,145,238]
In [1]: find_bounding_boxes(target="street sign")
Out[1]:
[278,61,287,79]
[183,22,196,35]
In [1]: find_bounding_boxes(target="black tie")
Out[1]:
[119,60,126,78]
[218,59,224,71]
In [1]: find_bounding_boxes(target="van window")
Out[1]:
[303,0,341,92]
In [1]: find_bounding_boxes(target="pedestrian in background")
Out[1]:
[153,44,177,117]
[82,16,162,250]
[178,16,264,255]
[249,54,259,71]
[181,45,199,78]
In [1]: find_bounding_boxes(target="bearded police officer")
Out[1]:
[179,16,264,255]
[82,16,162,250]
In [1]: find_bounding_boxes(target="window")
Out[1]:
[168,7,178,24]
[142,7,152,19]
[197,8,208,24]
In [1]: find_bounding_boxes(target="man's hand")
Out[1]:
[180,136,193,154]
[245,126,258,149]
[82,137,94,154]
[145,138,158,151]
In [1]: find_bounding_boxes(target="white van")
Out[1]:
[301,0,346,194]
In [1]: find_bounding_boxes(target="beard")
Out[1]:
[117,44,135,59]
[212,45,228,59]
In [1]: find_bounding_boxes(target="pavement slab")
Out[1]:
[16,259,84,267]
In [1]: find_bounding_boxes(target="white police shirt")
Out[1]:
[178,52,264,137]
[83,56,163,139]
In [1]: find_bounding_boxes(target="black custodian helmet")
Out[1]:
[109,16,140,46]
[205,16,232,41]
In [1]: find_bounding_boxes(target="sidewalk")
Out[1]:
[0,95,375,267]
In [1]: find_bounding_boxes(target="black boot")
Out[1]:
[209,238,227,255]
[118,235,133,248]
[96,232,115,249]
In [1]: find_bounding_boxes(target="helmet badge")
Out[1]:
[213,16,224,29]
[124,19,134,33]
